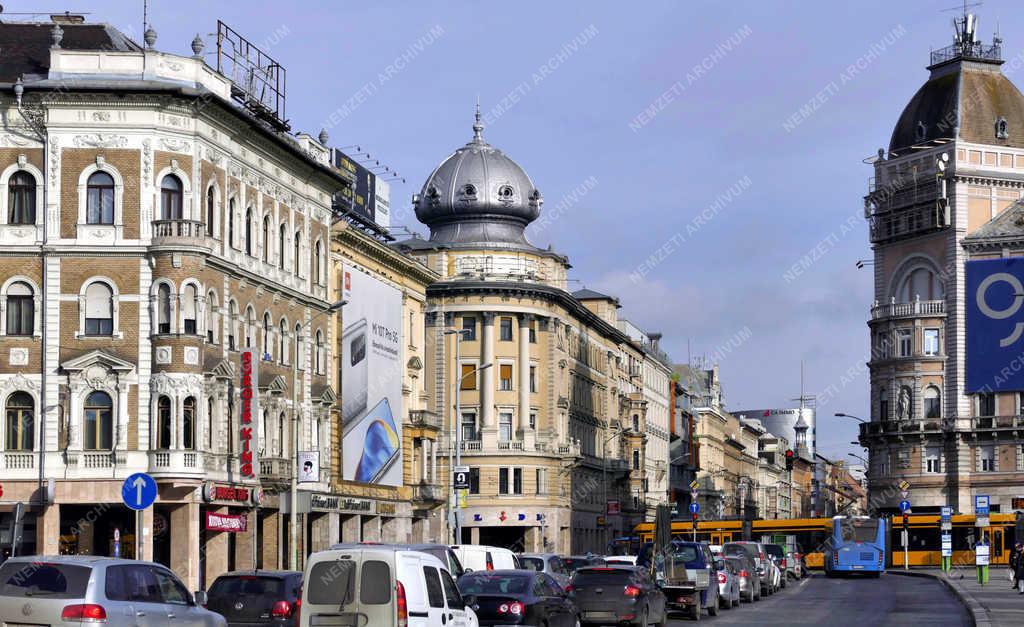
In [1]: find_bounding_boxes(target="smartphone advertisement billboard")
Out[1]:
[341,263,403,486]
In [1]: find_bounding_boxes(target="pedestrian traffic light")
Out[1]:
[785,449,794,471]
[692,512,698,523]
[902,513,909,529]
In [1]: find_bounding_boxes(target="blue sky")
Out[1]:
[22,0,1024,460]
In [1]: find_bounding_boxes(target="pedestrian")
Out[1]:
[1015,543,1024,594]
[1011,543,1021,589]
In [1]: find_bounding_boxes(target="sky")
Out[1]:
[13,0,1024,461]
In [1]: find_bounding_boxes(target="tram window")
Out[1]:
[908,527,939,550]
[953,527,976,550]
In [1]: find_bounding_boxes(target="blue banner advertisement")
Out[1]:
[966,258,1024,392]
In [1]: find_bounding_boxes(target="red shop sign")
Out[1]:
[239,349,260,479]
[205,511,248,533]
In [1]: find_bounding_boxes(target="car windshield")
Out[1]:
[519,558,544,572]
[562,558,590,572]
[306,560,356,606]
[670,546,700,564]
[208,576,285,598]
[725,557,745,570]
[0,562,92,599]
[723,544,753,559]
[840,519,880,543]
[458,574,530,595]
[571,569,632,586]
[764,545,785,559]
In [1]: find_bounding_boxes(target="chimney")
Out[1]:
[51,13,86,25]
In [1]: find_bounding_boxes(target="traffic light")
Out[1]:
[785,449,794,471]
[902,513,909,529]
[692,512,699,523]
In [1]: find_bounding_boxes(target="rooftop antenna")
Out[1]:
[790,360,817,410]
[142,0,148,40]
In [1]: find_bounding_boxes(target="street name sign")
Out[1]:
[453,466,470,490]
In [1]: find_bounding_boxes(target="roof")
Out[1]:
[889,60,1024,154]
[0,21,141,82]
[572,288,619,304]
[963,198,1024,246]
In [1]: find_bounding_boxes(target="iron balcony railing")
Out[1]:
[930,41,1002,66]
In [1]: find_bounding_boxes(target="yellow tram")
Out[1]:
[634,513,1017,568]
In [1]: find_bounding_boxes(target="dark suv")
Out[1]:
[205,570,302,627]
[569,566,667,627]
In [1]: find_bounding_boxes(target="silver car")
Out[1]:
[715,556,741,609]
[518,552,572,590]
[0,556,225,627]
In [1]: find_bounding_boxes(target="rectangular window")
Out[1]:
[897,329,912,357]
[498,467,509,494]
[925,446,941,473]
[499,364,513,391]
[461,316,476,341]
[980,445,996,472]
[529,366,537,393]
[469,467,480,494]
[536,468,546,495]
[499,412,513,441]
[500,317,513,341]
[877,333,890,359]
[923,328,940,356]
[513,467,523,495]
[461,412,477,441]
[529,320,536,343]
[460,364,476,390]
[529,412,536,430]
[978,392,996,417]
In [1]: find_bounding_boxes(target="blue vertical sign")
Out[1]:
[967,259,1024,392]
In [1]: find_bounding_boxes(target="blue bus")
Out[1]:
[824,515,885,577]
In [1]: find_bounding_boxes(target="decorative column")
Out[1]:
[430,438,438,483]
[175,393,185,450]
[68,383,82,450]
[518,314,534,450]
[480,312,496,446]
[420,438,428,483]
[116,382,129,450]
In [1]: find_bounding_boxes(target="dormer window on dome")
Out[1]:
[461,184,478,200]
[996,116,1009,139]
[498,185,515,202]
[915,121,928,142]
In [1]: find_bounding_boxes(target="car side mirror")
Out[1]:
[464,567,474,573]
[714,560,725,570]
[463,595,477,607]
[193,591,207,607]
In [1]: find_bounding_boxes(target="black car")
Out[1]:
[561,555,606,574]
[458,569,579,627]
[205,570,302,627]
[569,566,667,627]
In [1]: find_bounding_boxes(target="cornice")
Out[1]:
[333,225,439,287]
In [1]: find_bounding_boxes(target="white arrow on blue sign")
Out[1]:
[121,472,157,510]
[689,502,700,514]
[899,500,911,512]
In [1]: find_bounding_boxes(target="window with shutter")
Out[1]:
[182,285,197,334]
[85,282,113,335]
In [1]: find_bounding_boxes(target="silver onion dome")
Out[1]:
[413,105,543,249]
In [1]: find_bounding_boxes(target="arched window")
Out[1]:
[156,283,172,334]
[156,396,172,449]
[245,207,254,256]
[85,282,114,335]
[245,307,255,348]
[294,232,301,277]
[206,186,216,237]
[261,409,268,454]
[879,388,889,421]
[263,312,272,360]
[279,319,288,364]
[228,300,239,350]
[262,215,271,263]
[183,397,196,450]
[182,284,198,334]
[86,172,115,224]
[315,329,324,375]
[206,397,215,450]
[206,290,218,343]
[313,240,322,284]
[924,386,941,419]
[278,411,286,456]
[84,391,113,450]
[279,223,287,269]
[8,171,36,225]
[228,199,236,247]
[5,392,33,451]
[295,324,304,369]
[6,281,34,336]
[632,413,639,433]
[897,267,943,302]
[160,175,183,220]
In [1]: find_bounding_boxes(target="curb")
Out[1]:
[888,569,991,627]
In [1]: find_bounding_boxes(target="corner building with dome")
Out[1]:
[394,112,654,553]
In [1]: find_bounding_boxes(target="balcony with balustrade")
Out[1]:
[409,409,443,431]
[412,482,445,503]
[260,456,293,483]
[0,451,36,478]
[151,219,213,250]
[147,449,205,477]
[870,298,945,323]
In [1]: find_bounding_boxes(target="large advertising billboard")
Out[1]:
[732,407,816,457]
[333,150,376,224]
[374,177,391,229]
[341,264,403,486]
[967,258,1024,392]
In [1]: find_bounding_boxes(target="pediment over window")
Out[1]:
[260,374,288,395]
[61,350,135,374]
[407,356,423,371]
[204,357,236,380]
[312,384,337,406]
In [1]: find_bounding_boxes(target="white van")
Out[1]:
[301,544,477,627]
[450,544,520,572]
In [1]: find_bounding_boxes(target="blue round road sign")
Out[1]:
[689,502,700,514]
[899,499,911,512]
[122,472,157,510]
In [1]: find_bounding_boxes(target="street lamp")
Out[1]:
[290,299,346,571]
[445,328,491,544]
[848,452,869,465]
[835,412,867,423]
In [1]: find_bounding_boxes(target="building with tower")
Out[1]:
[859,13,1024,515]
[394,110,653,553]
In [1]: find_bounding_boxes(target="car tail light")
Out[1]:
[832,551,839,566]
[624,585,641,597]
[780,559,787,568]
[486,554,494,571]
[498,602,524,615]
[396,581,408,627]
[717,573,727,584]
[740,569,749,578]
[61,604,107,622]
[272,601,292,618]
[564,584,575,594]
[294,587,302,626]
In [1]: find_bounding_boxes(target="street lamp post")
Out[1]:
[834,412,867,423]
[444,328,491,544]
[290,299,345,571]
[848,452,869,465]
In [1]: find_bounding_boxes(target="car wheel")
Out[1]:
[707,596,719,617]
[638,607,649,626]
[658,607,669,627]
[732,597,740,608]
[690,603,701,621]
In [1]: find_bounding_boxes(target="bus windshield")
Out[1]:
[840,519,880,543]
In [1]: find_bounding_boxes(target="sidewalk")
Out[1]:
[890,566,1024,627]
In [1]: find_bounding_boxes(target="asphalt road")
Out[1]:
[666,572,970,626]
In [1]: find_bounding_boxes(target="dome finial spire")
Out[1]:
[472,97,485,143]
